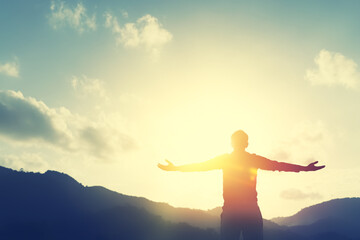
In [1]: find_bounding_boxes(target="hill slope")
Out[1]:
[272,198,360,227]
[1,165,359,239]
[272,198,360,239]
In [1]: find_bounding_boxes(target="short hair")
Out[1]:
[231,130,248,148]
[231,130,248,142]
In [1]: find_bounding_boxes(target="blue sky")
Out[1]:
[1,0,360,218]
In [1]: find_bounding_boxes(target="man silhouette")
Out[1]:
[158,130,325,240]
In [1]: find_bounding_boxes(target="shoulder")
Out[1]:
[248,152,279,169]
[248,153,269,162]
[246,152,259,158]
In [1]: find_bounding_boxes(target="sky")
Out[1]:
[1,0,360,219]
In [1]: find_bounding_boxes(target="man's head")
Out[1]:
[231,130,248,150]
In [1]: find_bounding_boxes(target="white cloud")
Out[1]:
[0,90,136,160]
[121,10,128,19]
[305,49,360,89]
[71,75,108,102]
[49,1,96,33]
[0,61,19,77]
[80,125,136,159]
[105,12,173,54]
[0,153,48,172]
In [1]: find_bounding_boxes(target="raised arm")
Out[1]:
[255,154,325,172]
[158,154,226,172]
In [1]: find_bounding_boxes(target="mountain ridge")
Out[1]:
[271,197,360,226]
[1,165,359,240]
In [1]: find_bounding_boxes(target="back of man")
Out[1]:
[220,150,264,240]
[222,151,260,211]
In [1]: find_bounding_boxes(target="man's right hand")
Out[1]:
[158,159,177,171]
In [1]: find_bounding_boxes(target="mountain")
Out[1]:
[272,198,360,226]
[272,198,360,239]
[0,165,359,239]
[0,166,219,240]
[0,165,217,228]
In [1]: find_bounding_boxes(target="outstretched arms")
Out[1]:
[272,160,325,172]
[257,155,325,172]
[158,155,225,172]
[158,154,325,173]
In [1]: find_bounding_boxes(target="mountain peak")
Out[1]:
[44,169,82,186]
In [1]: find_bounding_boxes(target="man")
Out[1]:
[158,130,325,240]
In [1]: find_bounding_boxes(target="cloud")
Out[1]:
[104,12,172,54]
[121,10,128,19]
[0,61,19,77]
[80,126,136,159]
[49,0,96,33]
[0,90,135,160]
[270,120,333,165]
[280,188,323,200]
[71,75,108,101]
[305,49,360,89]
[0,90,71,147]
[0,153,48,172]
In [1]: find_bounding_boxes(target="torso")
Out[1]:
[222,151,259,210]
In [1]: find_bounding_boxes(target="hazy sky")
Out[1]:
[1,0,359,218]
